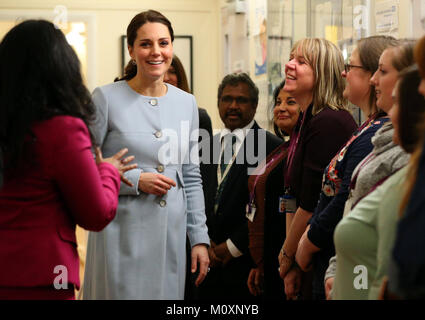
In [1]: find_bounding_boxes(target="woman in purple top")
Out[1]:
[0,20,135,300]
[277,38,357,300]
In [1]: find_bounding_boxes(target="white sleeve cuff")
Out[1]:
[226,239,243,258]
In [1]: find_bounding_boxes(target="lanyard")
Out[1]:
[247,145,287,213]
[348,114,385,190]
[284,109,308,187]
[217,137,238,186]
[349,148,376,192]
[326,113,379,184]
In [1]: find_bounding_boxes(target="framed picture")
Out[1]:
[121,35,193,92]
[121,35,131,76]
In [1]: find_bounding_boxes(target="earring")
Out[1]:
[131,59,137,65]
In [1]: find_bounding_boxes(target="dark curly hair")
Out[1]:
[272,80,287,139]
[0,19,96,170]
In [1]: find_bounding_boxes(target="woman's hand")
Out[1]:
[278,246,294,279]
[191,244,210,287]
[95,147,137,187]
[325,277,334,300]
[378,276,388,300]
[284,265,302,300]
[295,226,319,272]
[247,268,264,296]
[138,172,176,196]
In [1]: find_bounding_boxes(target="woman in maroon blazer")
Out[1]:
[0,20,136,300]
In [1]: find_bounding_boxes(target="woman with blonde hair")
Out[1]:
[277,38,357,299]
[294,36,397,300]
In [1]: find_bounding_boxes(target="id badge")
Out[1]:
[283,194,297,214]
[246,203,256,222]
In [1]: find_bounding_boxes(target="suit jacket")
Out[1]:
[0,116,120,291]
[199,121,281,299]
[198,108,215,207]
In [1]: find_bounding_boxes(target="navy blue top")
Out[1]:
[308,117,390,250]
[306,116,389,299]
[391,137,425,298]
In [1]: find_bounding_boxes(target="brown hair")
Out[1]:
[117,10,174,81]
[389,39,416,72]
[415,36,425,78]
[356,36,399,116]
[170,54,190,93]
[399,37,425,216]
[397,66,425,153]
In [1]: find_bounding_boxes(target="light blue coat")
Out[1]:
[83,81,209,299]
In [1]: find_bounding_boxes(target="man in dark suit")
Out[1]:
[198,73,281,299]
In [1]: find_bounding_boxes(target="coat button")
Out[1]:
[157,165,164,173]
[149,99,158,106]
[154,131,162,138]
[159,200,167,207]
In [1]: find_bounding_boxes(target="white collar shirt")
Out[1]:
[218,120,255,164]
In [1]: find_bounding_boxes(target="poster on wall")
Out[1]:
[375,0,399,36]
[254,0,267,76]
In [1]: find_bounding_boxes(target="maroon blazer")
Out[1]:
[0,116,120,290]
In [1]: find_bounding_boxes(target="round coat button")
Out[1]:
[149,99,158,106]
[159,200,167,207]
[154,131,162,138]
[157,165,164,173]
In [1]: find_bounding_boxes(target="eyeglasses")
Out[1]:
[344,64,366,73]
[220,95,252,106]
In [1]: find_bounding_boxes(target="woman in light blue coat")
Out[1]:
[83,10,210,300]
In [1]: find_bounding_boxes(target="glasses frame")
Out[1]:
[344,64,366,73]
